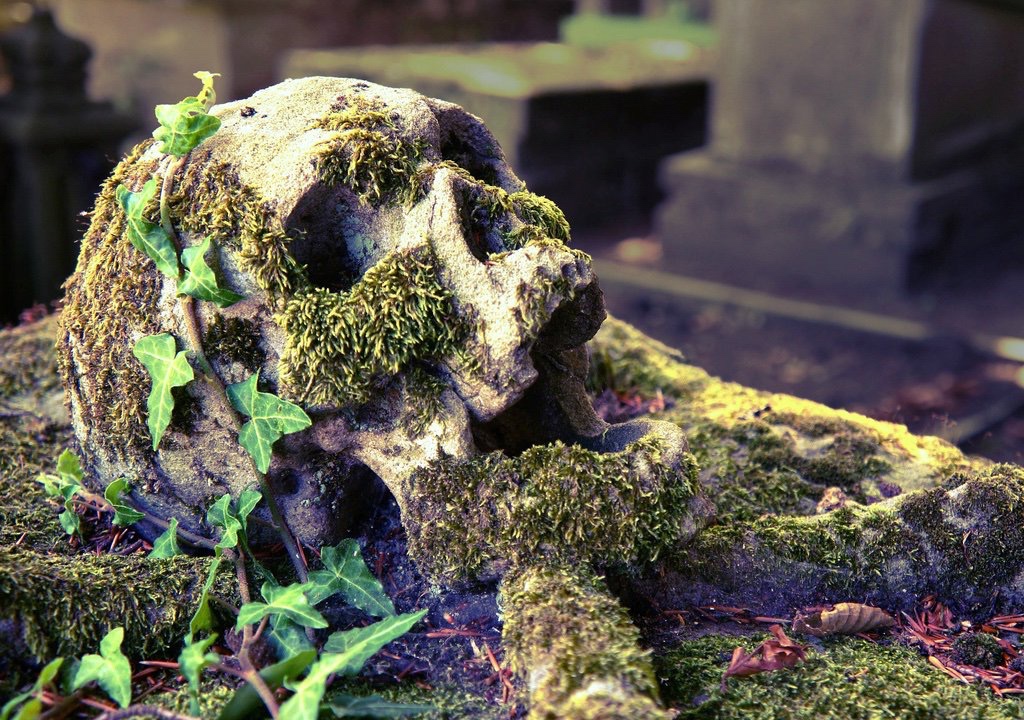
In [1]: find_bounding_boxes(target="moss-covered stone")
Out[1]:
[665,464,1024,614]
[404,436,700,584]
[276,246,467,408]
[57,141,163,460]
[312,95,427,205]
[588,317,986,522]
[0,548,231,663]
[0,315,62,402]
[951,632,1005,669]
[502,564,668,719]
[656,634,1024,719]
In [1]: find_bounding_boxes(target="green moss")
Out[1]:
[0,416,75,551]
[951,632,1005,669]
[404,436,700,583]
[169,158,307,300]
[0,316,61,400]
[501,564,667,719]
[656,635,1024,719]
[0,547,231,662]
[276,246,467,407]
[675,466,1024,610]
[203,314,266,371]
[57,141,164,460]
[312,96,427,205]
[508,191,570,244]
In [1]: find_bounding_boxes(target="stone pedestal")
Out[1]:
[283,41,709,228]
[655,0,1024,312]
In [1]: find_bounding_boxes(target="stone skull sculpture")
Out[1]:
[58,76,709,584]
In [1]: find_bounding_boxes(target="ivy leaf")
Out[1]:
[179,236,244,308]
[306,539,395,616]
[227,373,312,473]
[206,490,261,551]
[36,450,84,537]
[153,72,222,156]
[104,478,145,526]
[72,626,132,708]
[189,555,223,640]
[266,616,315,660]
[321,610,427,675]
[116,180,180,278]
[281,611,426,720]
[327,694,432,718]
[133,333,195,450]
[149,517,183,559]
[0,657,63,720]
[236,489,262,534]
[179,633,219,710]
[236,582,328,631]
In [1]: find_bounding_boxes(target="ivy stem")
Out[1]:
[233,553,281,719]
[157,156,309,584]
[69,488,217,551]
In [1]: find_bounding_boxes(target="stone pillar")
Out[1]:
[0,8,135,321]
[655,0,1024,313]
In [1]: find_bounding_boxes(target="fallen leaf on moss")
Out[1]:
[720,624,807,691]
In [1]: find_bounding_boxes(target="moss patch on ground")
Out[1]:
[655,633,1024,719]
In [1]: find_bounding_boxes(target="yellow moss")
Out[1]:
[404,436,700,584]
[0,315,61,400]
[276,246,466,407]
[169,157,307,300]
[508,191,570,244]
[57,141,164,459]
[501,564,667,720]
[311,96,427,205]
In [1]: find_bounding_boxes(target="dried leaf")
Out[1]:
[721,624,807,691]
[793,602,895,637]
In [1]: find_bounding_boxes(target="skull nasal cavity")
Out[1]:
[286,190,364,291]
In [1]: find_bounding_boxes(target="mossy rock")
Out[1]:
[4,313,1024,717]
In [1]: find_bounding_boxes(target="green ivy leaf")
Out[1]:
[36,450,84,537]
[149,517,183,559]
[236,582,328,631]
[266,616,315,661]
[327,694,432,718]
[189,555,223,640]
[236,488,262,534]
[104,478,145,526]
[227,373,312,473]
[206,490,261,552]
[306,539,395,616]
[179,236,244,308]
[133,333,195,450]
[281,611,425,720]
[72,627,132,708]
[153,72,222,156]
[0,657,63,720]
[321,610,427,675]
[116,180,180,278]
[179,633,219,712]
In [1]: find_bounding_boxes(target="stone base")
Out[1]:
[654,150,1024,315]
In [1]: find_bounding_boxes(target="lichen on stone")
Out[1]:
[404,436,700,584]
[501,564,668,720]
[276,245,467,408]
[312,95,427,205]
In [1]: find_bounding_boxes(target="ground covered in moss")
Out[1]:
[3,314,1024,718]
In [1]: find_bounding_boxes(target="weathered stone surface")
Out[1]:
[57,76,704,558]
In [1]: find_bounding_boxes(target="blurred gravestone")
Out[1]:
[0,8,134,323]
[283,40,709,229]
[655,0,1024,313]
